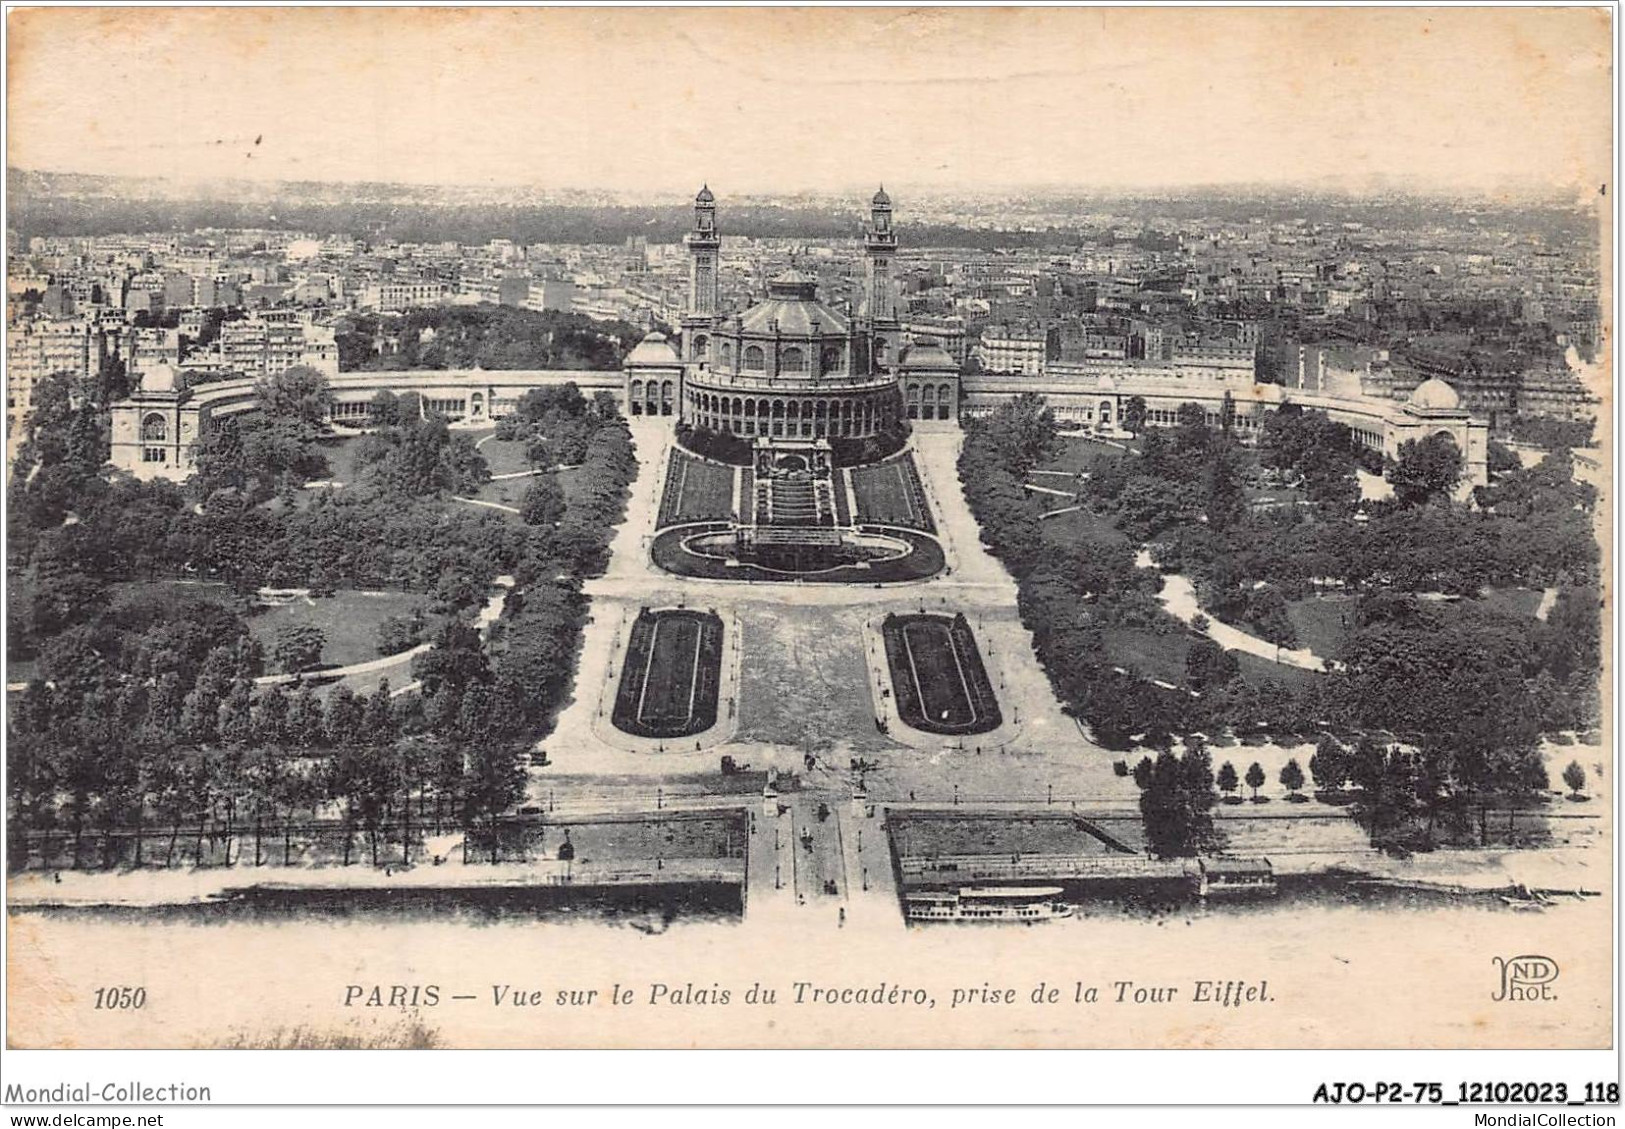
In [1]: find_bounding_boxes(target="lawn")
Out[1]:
[1284,595,1356,659]
[658,450,736,527]
[466,466,590,514]
[1233,651,1323,690]
[1039,506,1129,550]
[734,604,898,753]
[1096,625,1324,693]
[1099,626,1189,685]
[1475,586,1547,619]
[557,466,590,508]
[245,589,427,671]
[476,435,535,477]
[310,435,372,486]
[900,619,975,728]
[313,432,537,493]
[1035,436,1129,476]
[467,478,527,511]
[102,580,426,675]
[850,454,934,531]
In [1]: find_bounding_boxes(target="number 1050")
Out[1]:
[92,986,146,1010]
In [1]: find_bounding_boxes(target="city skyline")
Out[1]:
[6,7,1612,199]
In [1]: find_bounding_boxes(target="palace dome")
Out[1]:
[141,364,179,394]
[872,185,891,207]
[625,331,680,366]
[900,337,955,371]
[736,270,851,336]
[695,184,715,204]
[1407,377,1461,412]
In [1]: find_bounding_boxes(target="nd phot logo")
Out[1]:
[1491,955,1559,1002]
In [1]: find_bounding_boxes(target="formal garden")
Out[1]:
[610,608,725,739]
[649,524,945,583]
[657,449,739,527]
[880,612,1002,736]
[850,452,936,532]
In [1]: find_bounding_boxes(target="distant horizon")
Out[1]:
[6,8,1610,204]
[6,164,1597,210]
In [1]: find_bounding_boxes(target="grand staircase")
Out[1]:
[769,475,820,525]
[751,526,844,546]
[755,472,840,528]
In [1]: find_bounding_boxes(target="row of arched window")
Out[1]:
[904,382,957,421]
[692,334,869,376]
[628,379,676,416]
[687,391,896,439]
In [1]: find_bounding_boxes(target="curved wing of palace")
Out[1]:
[105,186,1487,492]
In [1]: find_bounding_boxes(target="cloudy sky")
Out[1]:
[6,7,1613,197]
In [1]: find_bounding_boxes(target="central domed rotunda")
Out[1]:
[684,267,903,441]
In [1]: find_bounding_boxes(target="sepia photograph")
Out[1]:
[0,2,1616,1111]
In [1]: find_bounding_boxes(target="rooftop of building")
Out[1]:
[137,363,182,396]
[899,337,956,371]
[732,271,851,337]
[1406,376,1462,413]
[625,331,681,367]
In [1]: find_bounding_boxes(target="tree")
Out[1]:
[1309,735,1348,793]
[519,474,567,527]
[1216,761,1239,799]
[324,685,366,748]
[1486,440,1522,476]
[287,684,328,748]
[1562,760,1587,798]
[370,390,406,428]
[1131,756,1154,790]
[255,365,334,428]
[377,610,427,656]
[1203,442,1248,532]
[462,742,526,864]
[1185,638,1239,691]
[1280,758,1305,797]
[1244,588,1298,649]
[1350,736,1387,794]
[272,623,326,675]
[1387,433,1463,507]
[1244,761,1266,800]
[1138,744,1217,858]
[1122,395,1147,436]
[976,393,1059,479]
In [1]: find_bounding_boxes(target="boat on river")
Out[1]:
[904,886,1073,923]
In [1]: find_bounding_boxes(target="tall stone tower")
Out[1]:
[863,185,902,368]
[682,185,721,364]
[686,186,720,315]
